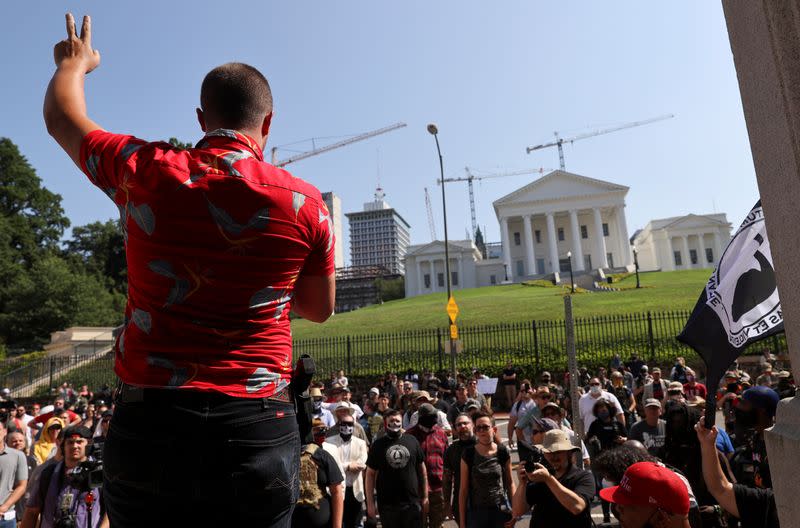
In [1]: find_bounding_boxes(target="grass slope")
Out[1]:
[292,269,712,340]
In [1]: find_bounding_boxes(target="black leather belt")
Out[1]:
[115,382,293,404]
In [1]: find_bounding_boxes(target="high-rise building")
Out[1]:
[321,192,345,269]
[345,188,411,275]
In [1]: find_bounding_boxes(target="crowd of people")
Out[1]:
[0,351,789,528]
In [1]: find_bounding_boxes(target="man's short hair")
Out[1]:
[200,63,273,130]
[383,408,402,420]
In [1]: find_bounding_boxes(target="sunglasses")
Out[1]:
[475,424,492,432]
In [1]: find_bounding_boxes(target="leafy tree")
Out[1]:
[168,137,193,150]
[376,277,405,303]
[0,139,70,264]
[0,255,124,350]
[65,220,127,293]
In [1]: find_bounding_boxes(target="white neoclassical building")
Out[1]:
[493,170,634,281]
[404,240,504,297]
[631,214,732,272]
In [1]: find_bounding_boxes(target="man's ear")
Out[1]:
[196,108,206,132]
[261,112,273,137]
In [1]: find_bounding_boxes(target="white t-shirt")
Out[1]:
[578,391,624,432]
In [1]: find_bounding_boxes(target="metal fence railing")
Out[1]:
[1,311,789,395]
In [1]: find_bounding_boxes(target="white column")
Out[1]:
[568,210,585,272]
[617,205,634,267]
[500,217,512,282]
[545,212,559,273]
[713,230,723,264]
[666,235,675,271]
[416,258,423,295]
[592,207,609,268]
[681,236,691,269]
[457,256,464,289]
[522,215,536,276]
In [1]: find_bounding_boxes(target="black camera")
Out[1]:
[66,457,103,492]
[521,442,553,474]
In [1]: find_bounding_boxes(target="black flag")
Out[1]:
[677,201,783,427]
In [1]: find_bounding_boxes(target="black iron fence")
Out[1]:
[1,311,789,395]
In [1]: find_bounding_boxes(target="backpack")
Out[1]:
[297,444,324,509]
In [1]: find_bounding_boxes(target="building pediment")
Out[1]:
[660,213,729,231]
[493,170,628,209]
[406,239,477,257]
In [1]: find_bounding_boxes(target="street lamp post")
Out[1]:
[567,251,575,294]
[633,246,641,288]
[428,124,456,379]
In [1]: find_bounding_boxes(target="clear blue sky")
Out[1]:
[3,2,757,265]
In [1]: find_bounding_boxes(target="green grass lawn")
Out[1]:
[292,269,712,339]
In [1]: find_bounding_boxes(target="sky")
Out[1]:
[2,2,757,266]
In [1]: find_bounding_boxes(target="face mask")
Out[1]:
[313,432,327,446]
[386,423,402,438]
[313,401,322,412]
[419,415,437,428]
[590,385,602,396]
[727,383,739,393]
[339,424,354,436]
[735,407,758,428]
[597,409,610,420]
[686,376,695,383]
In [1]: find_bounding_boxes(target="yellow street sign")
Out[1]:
[450,324,458,340]
[447,296,459,323]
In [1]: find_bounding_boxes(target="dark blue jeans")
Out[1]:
[466,506,512,528]
[103,387,299,527]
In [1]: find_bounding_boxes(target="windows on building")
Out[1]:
[674,251,682,266]
[535,230,541,244]
[606,253,614,268]
[706,248,714,263]
[516,260,525,277]
[437,273,444,287]
[514,232,521,246]
[536,259,545,275]
[690,249,698,265]
[424,274,431,288]
[580,225,588,239]
[602,223,609,237]
[557,228,565,241]
[490,275,497,285]
[452,272,459,286]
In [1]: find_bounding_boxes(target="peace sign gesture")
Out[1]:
[53,13,100,73]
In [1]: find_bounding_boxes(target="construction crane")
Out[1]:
[271,122,407,167]
[424,187,437,240]
[440,167,549,240]
[525,114,674,170]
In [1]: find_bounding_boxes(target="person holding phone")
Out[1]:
[511,429,595,528]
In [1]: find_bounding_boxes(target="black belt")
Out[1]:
[115,382,293,404]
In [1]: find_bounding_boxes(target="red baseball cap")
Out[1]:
[599,462,690,516]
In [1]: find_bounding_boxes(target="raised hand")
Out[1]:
[53,13,100,73]
[694,419,718,448]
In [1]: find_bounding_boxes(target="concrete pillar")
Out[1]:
[457,255,464,289]
[545,212,560,273]
[592,207,609,268]
[523,215,536,276]
[681,235,691,269]
[666,234,675,271]
[723,3,800,525]
[416,258,423,295]
[617,204,634,267]
[713,230,723,264]
[568,210,585,272]
[500,217,512,282]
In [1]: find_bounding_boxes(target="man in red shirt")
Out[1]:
[406,404,448,528]
[43,14,335,527]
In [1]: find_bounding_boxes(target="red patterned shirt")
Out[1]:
[80,129,334,398]
[406,425,449,492]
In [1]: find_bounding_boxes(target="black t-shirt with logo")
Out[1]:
[525,465,595,528]
[734,484,779,528]
[367,433,424,507]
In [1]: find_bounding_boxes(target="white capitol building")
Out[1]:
[403,170,732,298]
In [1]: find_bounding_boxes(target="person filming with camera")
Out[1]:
[21,426,107,528]
[511,429,595,528]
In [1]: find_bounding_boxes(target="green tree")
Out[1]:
[376,277,405,303]
[0,255,124,350]
[65,220,127,293]
[168,137,193,150]
[0,139,70,264]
